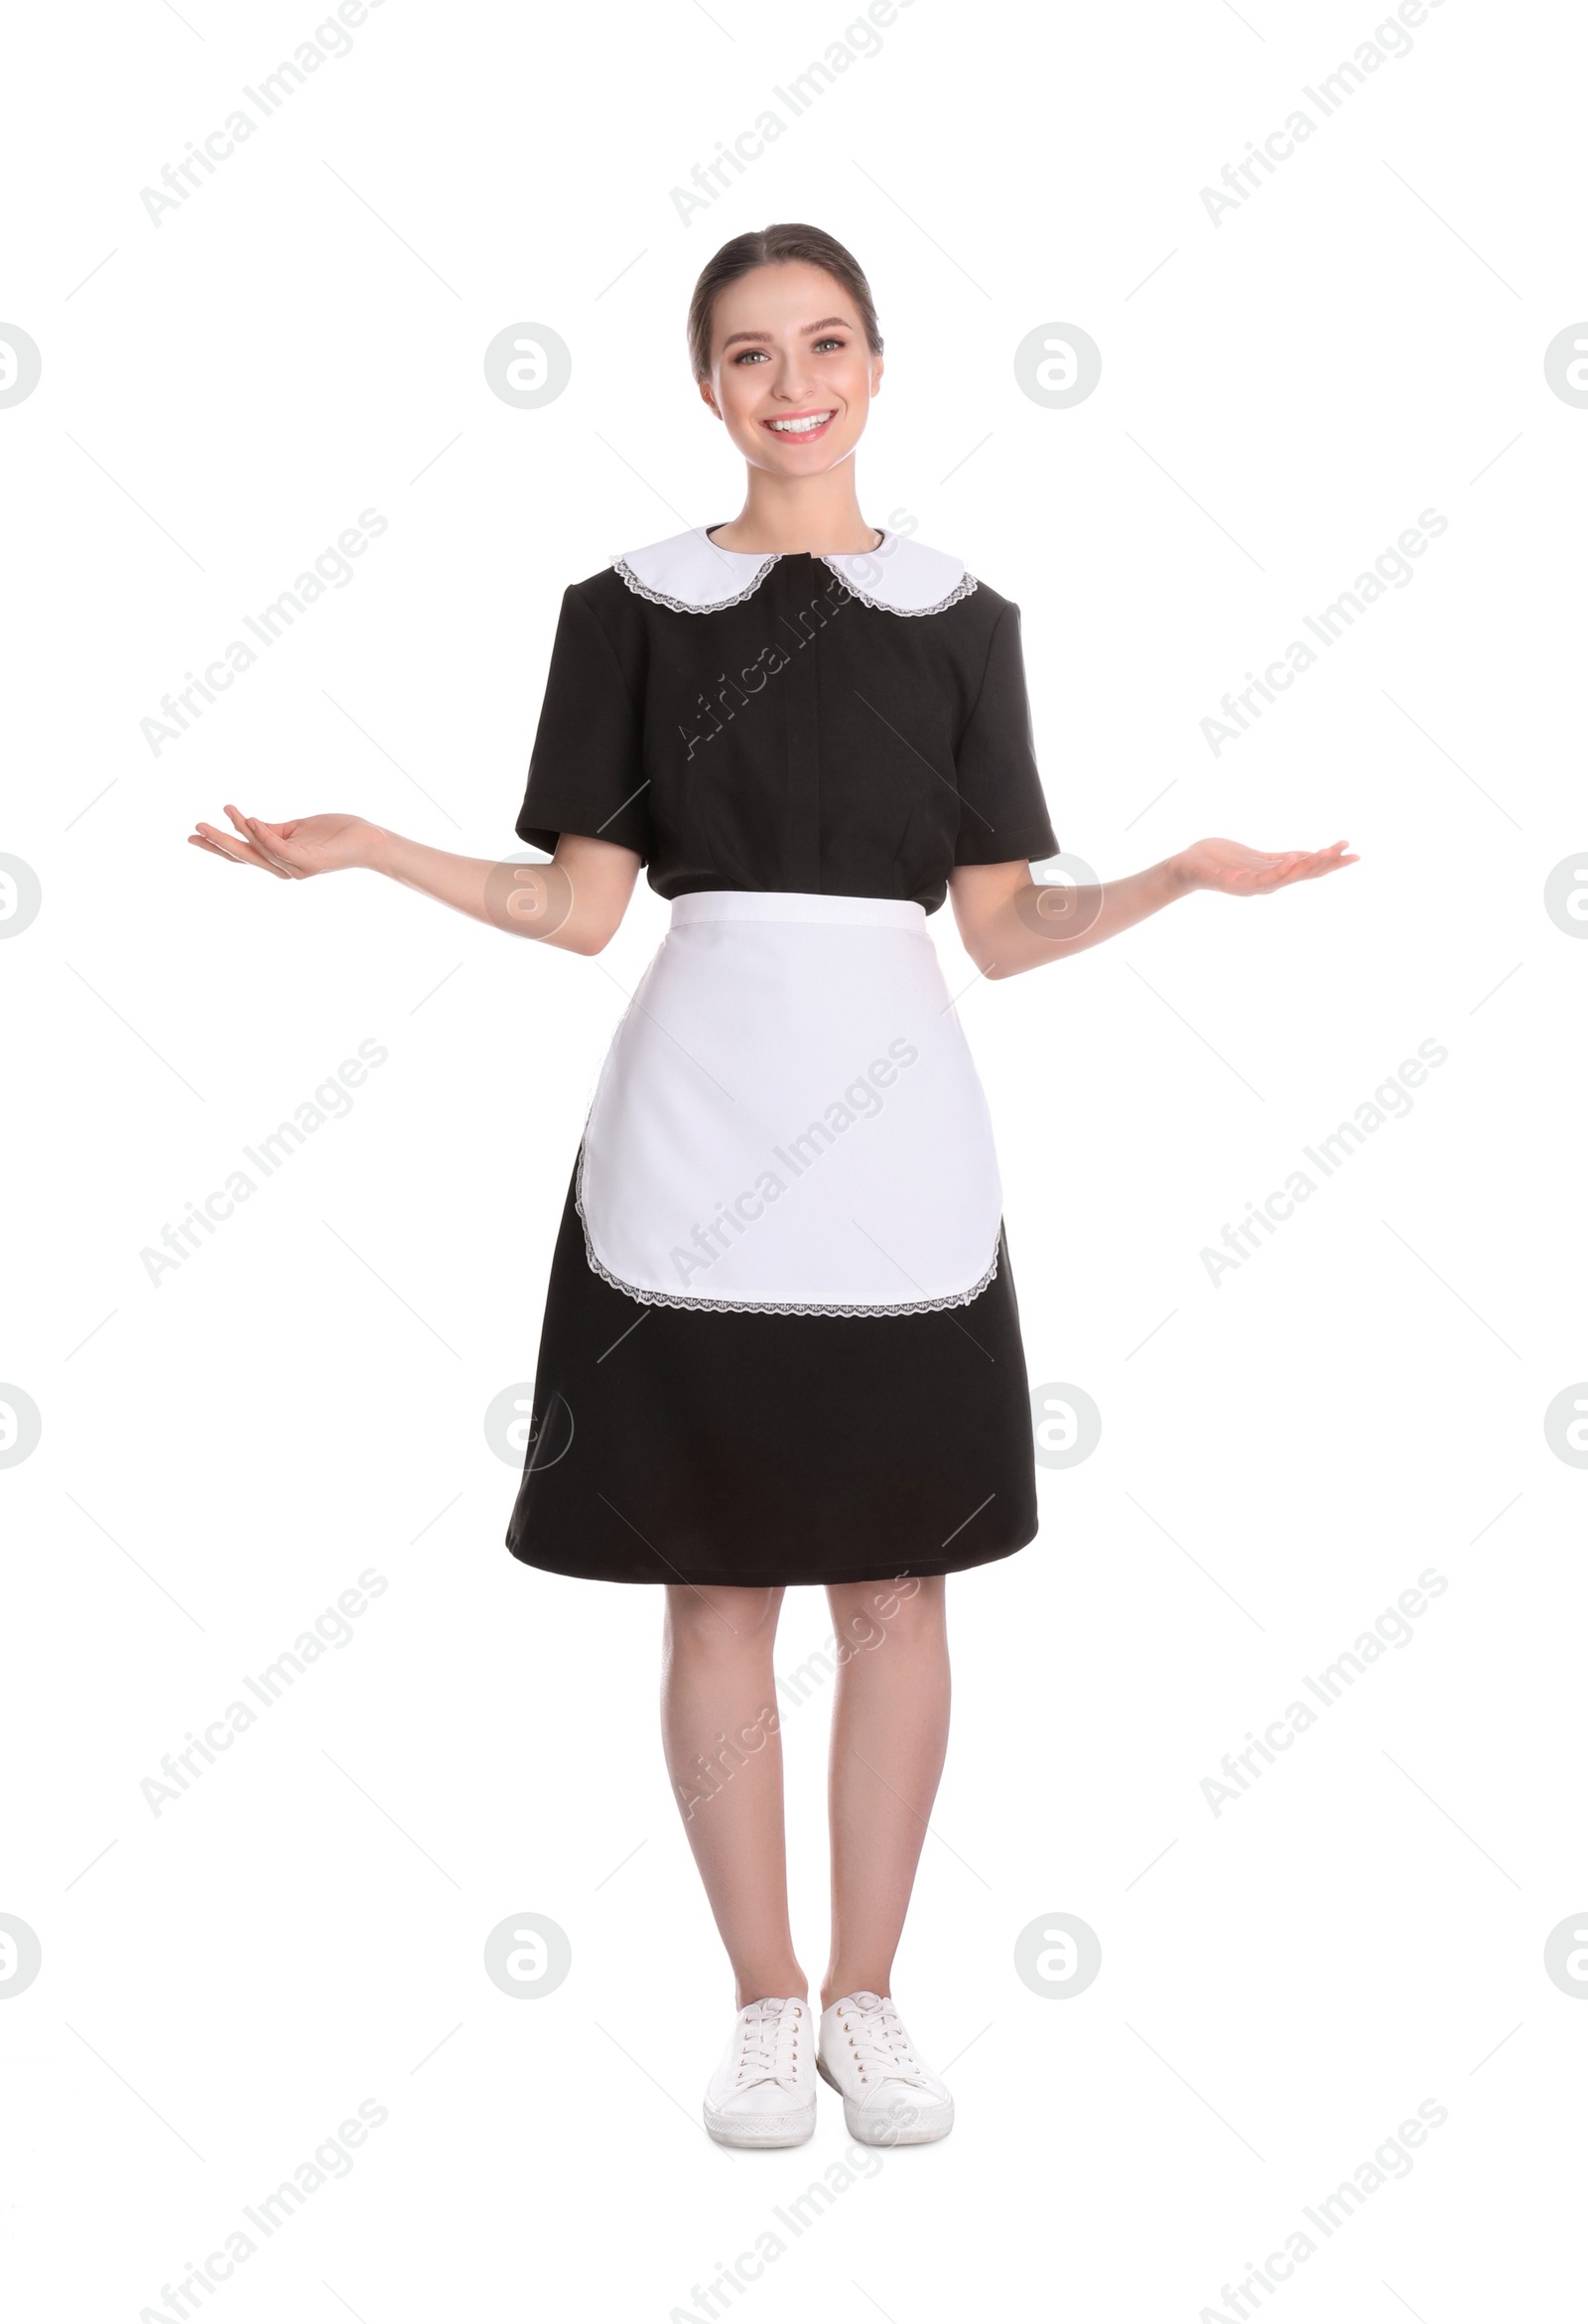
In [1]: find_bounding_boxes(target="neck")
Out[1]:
[709,470,880,557]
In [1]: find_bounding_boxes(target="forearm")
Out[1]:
[367,827,603,953]
[971,856,1187,980]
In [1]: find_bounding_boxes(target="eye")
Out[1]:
[813,337,846,353]
[731,348,770,364]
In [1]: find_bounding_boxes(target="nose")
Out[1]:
[769,351,819,401]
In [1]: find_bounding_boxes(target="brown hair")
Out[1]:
[686,222,882,384]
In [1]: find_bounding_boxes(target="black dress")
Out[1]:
[505,522,1059,1589]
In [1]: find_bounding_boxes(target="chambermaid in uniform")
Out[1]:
[505,519,1060,1589]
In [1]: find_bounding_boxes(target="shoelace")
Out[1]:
[733,1996,805,2088]
[836,1991,926,2087]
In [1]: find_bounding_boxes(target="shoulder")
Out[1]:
[573,523,1004,623]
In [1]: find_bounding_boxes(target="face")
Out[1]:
[700,260,882,474]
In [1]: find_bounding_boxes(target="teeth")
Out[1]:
[768,412,833,434]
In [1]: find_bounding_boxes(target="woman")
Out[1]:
[191,221,1353,2151]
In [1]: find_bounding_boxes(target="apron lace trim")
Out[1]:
[573,1140,1001,1316]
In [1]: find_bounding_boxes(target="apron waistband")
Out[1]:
[669,889,926,931]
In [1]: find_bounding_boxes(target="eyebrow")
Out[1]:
[719,316,854,350]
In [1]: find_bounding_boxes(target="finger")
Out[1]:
[242,813,302,876]
[193,828,289,876]
[196,818,271,862]
[243,818,300,867]
[219,805,290,866]
[193,822,261,863]
[221,805,294,872]
[197,820,292,876]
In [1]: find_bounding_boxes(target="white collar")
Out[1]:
[611,525,977,616]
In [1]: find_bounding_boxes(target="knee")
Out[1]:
[830,1574,945,1657]
[664,1582,782,1654]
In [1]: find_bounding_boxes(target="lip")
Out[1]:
[759,409,838,444]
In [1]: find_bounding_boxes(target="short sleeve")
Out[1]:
[951,601,1059,866]
[515,586,651,862]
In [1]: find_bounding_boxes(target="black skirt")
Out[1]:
[505,1150,1040,1588]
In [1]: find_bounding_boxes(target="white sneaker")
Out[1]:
[817,1990,955,2144]
[703,1995,817,2147]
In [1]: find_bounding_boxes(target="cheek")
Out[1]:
[718,367,769,427]
[828,362,875,424]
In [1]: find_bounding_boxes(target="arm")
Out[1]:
[188,806,641,957]
[949,836,1357,981]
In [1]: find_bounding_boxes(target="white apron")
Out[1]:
[574,891,1003,1314]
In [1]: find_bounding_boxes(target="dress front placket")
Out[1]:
[773,567,828,893]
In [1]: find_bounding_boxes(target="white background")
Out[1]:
[3,1,1585,2316]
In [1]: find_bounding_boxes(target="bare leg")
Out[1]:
[661,1582,806,2008]
[821,1575,951,2007]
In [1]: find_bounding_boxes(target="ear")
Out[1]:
[698,376,723,421]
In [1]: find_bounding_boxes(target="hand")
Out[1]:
[1173,836,1357,896]
[188,806,382,880]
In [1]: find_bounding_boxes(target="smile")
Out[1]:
[761,410,837,439]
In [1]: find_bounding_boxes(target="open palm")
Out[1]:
[188,805,375,880]
[1178,836,1357,895]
